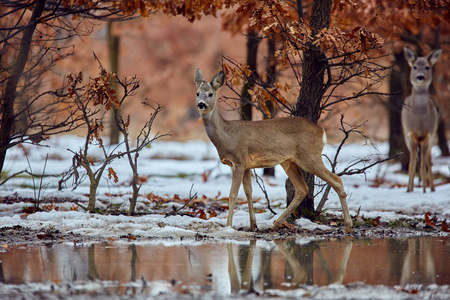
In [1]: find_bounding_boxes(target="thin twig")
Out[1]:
[316,114,402,214]
[253,170,277,215]
[164,184,198,217]
[75,201,88,211]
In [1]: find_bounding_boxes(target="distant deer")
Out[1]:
[402,47,442,192]
[194,69,353,233]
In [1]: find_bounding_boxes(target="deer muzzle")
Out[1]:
[197,101,207,110]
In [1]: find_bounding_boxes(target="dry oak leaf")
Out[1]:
[108,167,119,183]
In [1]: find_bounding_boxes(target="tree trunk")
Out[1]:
[429,23,449,157]
[108,22,120,145]
[286,0,332,221]
[128,173,140,215]
[241,29,260,121]
[87,178,99,213]
[388,50,409,171]
[0,0,46,173]
[263,37,277,177]
[437,119,449,156]
[88,245,99,280]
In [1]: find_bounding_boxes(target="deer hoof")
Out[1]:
[345,225,354,234]
[272,221,293,230]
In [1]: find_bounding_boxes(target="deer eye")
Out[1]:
[208,93,213,97]
[196,92,199,97]
[425,66,430,70]
[413,66,417,70]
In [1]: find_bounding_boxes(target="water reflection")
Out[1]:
[0,237,448,295]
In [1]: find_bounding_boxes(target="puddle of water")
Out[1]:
[0,237,448,296]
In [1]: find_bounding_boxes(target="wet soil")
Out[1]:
[0,221,445,246]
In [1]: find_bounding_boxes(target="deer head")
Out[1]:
[194,69,224,115]
[404,47,442,90]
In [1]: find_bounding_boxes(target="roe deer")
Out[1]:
[402,47,441,192]
[194,69,352,233]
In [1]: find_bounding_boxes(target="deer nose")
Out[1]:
[416,75,425,82]
[197,102,207,110]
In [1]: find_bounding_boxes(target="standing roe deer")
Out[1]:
[194,68,353,233]
[402,47,442,192]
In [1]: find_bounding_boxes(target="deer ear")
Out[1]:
[194,69,205,87]
[211,71,225,91]
[427,49,442,66]
[404,47,416,67]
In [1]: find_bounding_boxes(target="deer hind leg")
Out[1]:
[405,133,418,192]
[307,162,353,233]
[243,169,256,230]
[227,165,245,227]
[272,161,308,230]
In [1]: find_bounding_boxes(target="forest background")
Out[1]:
[1,0,449,218]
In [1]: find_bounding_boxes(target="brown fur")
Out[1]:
[194,69,353,232]
[401,47,441,193]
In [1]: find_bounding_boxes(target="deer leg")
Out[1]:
[308,163,353,233]
[422,136,435,192]
[405,134,418,192]
[227,243,240,292]
[419,140,428,193]
[427,149,435,192]
[242,169,256,230]
[227,166,245,227]
[272,161,308,230]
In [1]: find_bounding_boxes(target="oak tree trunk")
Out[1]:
[263,37,278,177]
[286,0,332,220]
[388,50,409,171]
[108,22,120,145]
[241,30,260,121]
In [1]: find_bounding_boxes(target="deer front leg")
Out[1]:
[427,151,435,192]
[423,137,435,192]
[243,169,256,230]
[419,140,428,193]
[227,166,245,228]
[405,134,418,192]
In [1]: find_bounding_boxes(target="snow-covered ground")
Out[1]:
[0,135,449,239]
[1,135,449,299]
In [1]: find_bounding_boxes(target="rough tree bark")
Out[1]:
[263,37,278,177]
[286,0,332,220]
[240,29,260,121]
[0,0,46,173]
[108,22,120,145]
[388,50,409,171]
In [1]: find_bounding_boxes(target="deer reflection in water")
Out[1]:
[400,238,436,286]
[226,238,354,294]
[0,237,447,295]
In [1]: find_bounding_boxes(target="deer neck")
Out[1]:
[410,85,431,105]
[408,85,436,115]
[411,84,430,96]
[201,106,228,143]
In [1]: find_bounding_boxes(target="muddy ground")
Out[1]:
[0,219,447,246]
[0,227,449,299]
